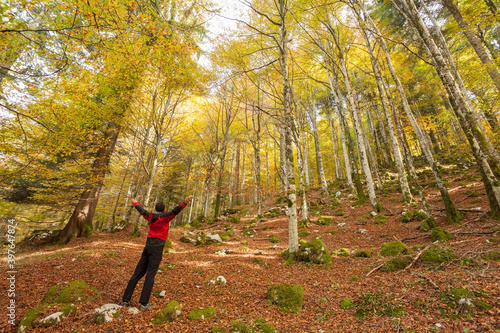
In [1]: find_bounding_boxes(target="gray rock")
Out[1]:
[93,304,122,325]
[208,276,227,286]
[370,211,377,217]
[206,233,223,245]
[159,290,166,297]
[127,307,140,315]
[38,312,63,328]
[357,229,367,235]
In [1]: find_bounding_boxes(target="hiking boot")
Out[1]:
[120,301,129,307]
[139,304,155,311]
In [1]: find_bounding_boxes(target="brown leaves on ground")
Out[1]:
[1,168,499,332]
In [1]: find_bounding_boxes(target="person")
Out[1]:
[121,195,193,310]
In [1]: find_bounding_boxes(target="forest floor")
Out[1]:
[1,164,500,333]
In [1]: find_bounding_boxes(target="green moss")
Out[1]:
[262,226,269,231]
[338,248,350,257]
[297,239,332,265]
[165,239,173,249]
[228,216,241,224]
[191,215,205,228]
[266,284,304,314]
[353,250,371,258]
[280,249,290,259]
[420,217,436,231]
[131,225,141,238]
[195,232,206,246]
[355,293,405,319]
[254,319,277,333]
[329,229,337,235]
[413,210,427,221]
[350,275,359,281]
[230,321,255,333]
[401,211,414,223]
[180,234,193,243]
[483,251,500,260]
[243,229,256,237]
[475,300,493,311]
[421,246,456,264]
[152,301,182,324]
[211,326,226,333]
[431,227,452,243]
[460,257,477,266]
[43,280,99,304]
[340,298,354,310]
[380,241,410,256]
[335,209,345,216]
[269,235,281,243]
[315,217,332,226]
[380,256,412,272]
[18,306,45,331]
[298,231,310,237]
[60,304,77,317]
[298,219,310,229]
[374,215,387,225]
[187,307,216,320]
[81,223,93,237]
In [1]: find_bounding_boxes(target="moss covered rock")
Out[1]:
[269,235,281,243]
[43,280,99,304]
[230,321,255,333]
[421,245,456,264]
[93,304,121,325]
[298,231,310,237]
[337,248,350,257]
[431,227,452,242]
[266,284,304,314]
[439,288,492,315]
[195,232,206,246]
[380,256,412,272]
[335,209,345,216]
[315,217,333,226]
[340,298,354,310]
[17,306,44,333]
[374,215,387,225]
[380,241,410,256]
[187,307,217,320]
[297,239,332,265]
[483,251,500,260]
[254,319,277,333]
[152,301,182,324]
[353,250,371,258]
[420,217,437,231]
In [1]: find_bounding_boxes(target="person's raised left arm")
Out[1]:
[158,195,193,219]
[131,198,150,220]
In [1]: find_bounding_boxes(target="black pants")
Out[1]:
[122,240,164,305]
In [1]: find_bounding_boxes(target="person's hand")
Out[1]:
[131,198,138,205]
[184,195,193,204]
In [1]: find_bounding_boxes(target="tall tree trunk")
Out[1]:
[328,23,380,211]
[58,122,120,244]
[234,142,241,205]
[175,156,192,226]
[308,103,329,194]
[397,0,500,220]
[326,109,341,179]
[355,15,411,202]
[361,2,462,221]
[279,0,299,255]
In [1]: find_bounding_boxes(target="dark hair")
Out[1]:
[155,202,165,212]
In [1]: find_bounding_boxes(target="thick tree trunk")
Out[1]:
[279,0,299,255]
[59,122,120,243]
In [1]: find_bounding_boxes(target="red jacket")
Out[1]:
[133,201,186,241]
